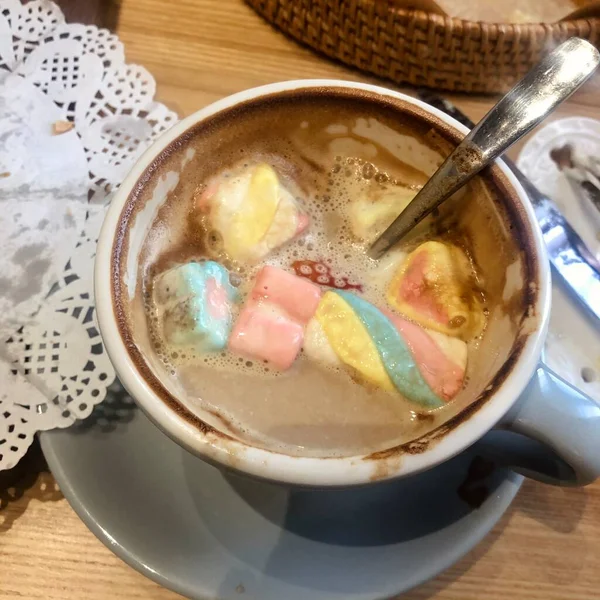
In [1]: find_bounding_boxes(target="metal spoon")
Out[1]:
[368,37,600,259]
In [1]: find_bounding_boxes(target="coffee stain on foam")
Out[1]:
[182,146,196,166]
[125,150,195,300]
[502,258,524,303]
[519,305,539,336]
[329,137,378,159]
[325,124,348,135]
[126,170,180,299]
[352,117,444,174]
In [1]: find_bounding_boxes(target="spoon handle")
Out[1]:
[470,37,600,161]
[369,38,600,259]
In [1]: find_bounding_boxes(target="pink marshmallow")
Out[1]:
[229,304,304,370]
[229,266,322,370]
[196,179,219,212]
[206,277,230,320]
[384,309,465,401]
[251,266,321,325]
[397,250,449,325]
[296,213,310,235]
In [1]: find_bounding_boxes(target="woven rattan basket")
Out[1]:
[246,0,600,93]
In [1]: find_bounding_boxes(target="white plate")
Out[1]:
[518,118,600,402]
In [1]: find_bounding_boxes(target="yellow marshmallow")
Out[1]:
[315,292,394,391]
[349,186,417,242]
[227,164,280,258]
[387,241,485,340]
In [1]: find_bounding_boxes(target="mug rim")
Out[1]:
[95,79,551,487]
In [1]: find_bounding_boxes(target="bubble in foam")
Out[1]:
[207,229,223,251]
[362,162,376,180]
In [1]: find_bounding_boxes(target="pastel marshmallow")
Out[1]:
[311,290,395,391]
[153,261,237,351]
[384,310,467,402]
[229,266,321,370]
[304,290,468,408]
[230,303,304,370]
[197,163,309,264]
[303,318,342,368]
[349,185,418,243]
[387,241,485,340]
[251,265,322,324]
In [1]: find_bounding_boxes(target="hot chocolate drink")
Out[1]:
[112,88,533,458]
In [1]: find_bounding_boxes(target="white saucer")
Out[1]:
[41,393,522,600]
[38,125,600,598]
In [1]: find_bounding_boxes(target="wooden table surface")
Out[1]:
[2,1,600,598]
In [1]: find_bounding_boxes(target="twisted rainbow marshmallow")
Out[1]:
[304,290,467,409]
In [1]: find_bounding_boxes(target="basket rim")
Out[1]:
[246,0,600,93]
[362,3,600,28]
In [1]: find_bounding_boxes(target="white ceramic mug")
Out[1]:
[95,80,600,488]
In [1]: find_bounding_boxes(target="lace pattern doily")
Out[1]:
[0,0,177,470]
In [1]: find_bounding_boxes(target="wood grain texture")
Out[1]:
[2,0,600,598]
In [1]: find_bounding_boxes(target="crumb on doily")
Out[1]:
[52,120,75,135]
[0,172,10,178]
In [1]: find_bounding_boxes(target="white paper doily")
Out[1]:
[518,119,600,403]
[0,0,177,470]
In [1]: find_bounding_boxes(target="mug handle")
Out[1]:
[480,363,600,486]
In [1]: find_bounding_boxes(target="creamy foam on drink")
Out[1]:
[119,90,530,458]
